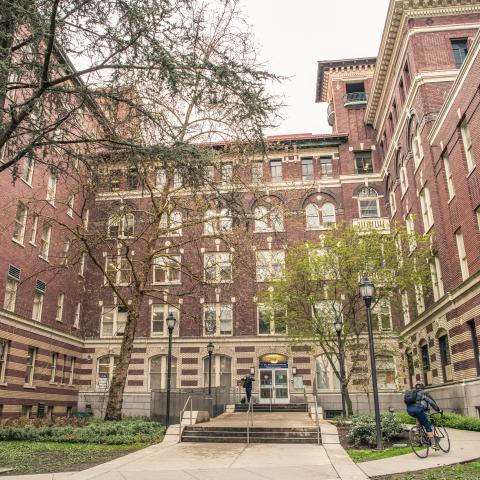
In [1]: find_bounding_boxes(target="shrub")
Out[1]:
[395,411,480,432]
[347,413,403,446]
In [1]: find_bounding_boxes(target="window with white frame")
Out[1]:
[97,355,119,389]
[204,303,233,336]
[402,291,410,325]
[24,347,37,385]
[4,266,20,312]
[357,187,379,218]
[476,206,480,231]
[301,157,314,181]
[430,256,445,301]
[419,186,434,231]
[270,159,282,182]
[400,165,408,195]
[68,357,75,385]
[315,354,340,391]
[153,255,181,285]
[389,191,396,216]
[55,293,64,322]
[156,169,166,188]
[221,163,233,183]
[204,209,232,235]
[203,355,232,388]
[252,162,263,182]
[46,171,57,205]
[105,256,132,286]
[455,228,469,280]
[322,203,336,226]
[412,128,424,169]
[257,304,286,335]
[30,214,38,244]
[253,205,284,232]
[204,252,232,283]
[62,239,70,265]
[320,156,333,177]
[101,305,128,337]
[74,302,81,328]
[0,339,9,383]
[256,250,285,282]
[443,153,455,200]
[376,354,397,390]
[372,299,392,331]
[151,304,180,336]
[305,204,320,229]
[83,209,89,230]
[32,280,45,321]
[39,223,52,260]
[13,202,28,244]
[67,194,74,217]
[159,211,182,236]
[173,169,182,188]
[20,154,34,184]
[79,252,86,276]
[205,165,215,182]
[149,355,177,390]
[107,213,134,238]
[50,352,58,383]
[415,283,425,315]
[461,120,475,173]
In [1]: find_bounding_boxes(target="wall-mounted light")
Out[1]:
[292,366,297,375]
[250,366,255,375]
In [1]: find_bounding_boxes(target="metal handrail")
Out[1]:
[312,390,321,445]
[303,386,308,412]
[178,395,193,442]
[246,395,254,444]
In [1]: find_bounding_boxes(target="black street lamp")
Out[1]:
[333,315,347,418]
[165,312,177,427]
[207,342,215,395]
[360,276,383,450]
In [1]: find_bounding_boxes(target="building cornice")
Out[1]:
[366,0,480,125]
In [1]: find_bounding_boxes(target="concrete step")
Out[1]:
[234,403,308,412]
[182,436,319,443]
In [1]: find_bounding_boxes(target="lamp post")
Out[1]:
[165,312,176,427]
[333,315,346,418]
[207,341,214,395]
[359,276,383,450]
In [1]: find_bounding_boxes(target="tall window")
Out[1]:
[400,165,408,195]
[256,250,285,282]
[110,170,121,190]
[30,214,38,244]
[389,191,397,216]
[101,306,128,337]
[0,339,9,383]
[270,159,282,182]
[467,320,480,375]
[20,154,34,184]
[203,355,232,388]
[254,205,284,232]
[67,194,74,217]
[411,128,424,169]
[39,223,52,260]
[127,168,139,190]
[25,347,37,385]
[419,186,434,231]
[372,299,392,331]
[156,169,166,188]
[358,187,379,218]
[149,355,177,390]
[159,211,182,236]
[301,157,314,181]
[153,255,181,285]
[13,202,28,244]
[455,229,469,281]
[322,203,336,226]
[451,38,469,69]
[305,204,320,229]
[151,304,180,336]
[204,209,232,235]
[46,171,57,205]
[320,156,333,177]
[221,163,233,183]
[32,281,45,321]
[97,355,119,389]
[107,213,134,238]
[79,252,86,277]
[443,152,455,200]
[4,266,20,312]
[173,169,182,188]
[62,239,70,266]
[74,303,81,328]
[203,304,233,336]
[438,333,452,383]
[105,256,132,285]
[204,252,232,283]
[402,291,410,325]
[377,355,396,390]
[252,162,263,182]
[50,352,58,383]
[315,355,340,391]
[460,120,475,173]
[429,256,444,301]
[420,341,430,385]
[354,152,373,174]
[257,304,286,335]
[55,293,64,322]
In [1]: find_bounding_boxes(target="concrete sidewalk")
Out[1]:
[359,427,480,477]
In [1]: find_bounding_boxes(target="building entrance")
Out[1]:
[258,354,289,404]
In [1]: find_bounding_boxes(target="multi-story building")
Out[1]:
[1,0,480,418]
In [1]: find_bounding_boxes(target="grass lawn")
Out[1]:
[0,441,146,475]
[373,460,480,480]
[348,446,414,463]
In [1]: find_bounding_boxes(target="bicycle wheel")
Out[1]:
[409,426,429,458]
[434,424,450,453]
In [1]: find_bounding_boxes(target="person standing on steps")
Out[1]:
[243,374,254,403]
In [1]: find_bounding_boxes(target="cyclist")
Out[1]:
[404,383,442,450]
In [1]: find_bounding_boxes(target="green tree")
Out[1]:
[264,222,433,415]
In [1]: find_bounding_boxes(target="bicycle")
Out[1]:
[409,412,450,458]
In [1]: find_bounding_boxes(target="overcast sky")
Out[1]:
[240,0,390,135]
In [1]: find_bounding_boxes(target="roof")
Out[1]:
[315,57,376,103]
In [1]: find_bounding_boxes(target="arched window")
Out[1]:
[160,211,182,237]
[204,209,232,235]
[149,355,177,390]
[400,165,408,195]
[315,354,340,391]
[412,128,424,168]
[97,355,119,389]
[357,187,379,218]
[202,355,232,388]
[254,205,283,232]
[305,204,320,229]
[419,340,431,386]
[322,203,336,227]
[107,213,134,238]
[376,354,396,390]
[437,330,452,383]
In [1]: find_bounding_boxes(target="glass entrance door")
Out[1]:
[259,368,289,404]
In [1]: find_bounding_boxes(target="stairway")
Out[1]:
[233,403,308,413]
[181,426,320,443]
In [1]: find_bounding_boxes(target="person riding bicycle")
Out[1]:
[404,383,442,450]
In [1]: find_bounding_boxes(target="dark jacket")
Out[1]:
[415,390,440,412]
[244,377,253,390]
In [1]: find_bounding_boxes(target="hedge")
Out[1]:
[396,411,480,432]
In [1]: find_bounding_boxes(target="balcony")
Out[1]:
[327,103,335,127]
[343,91,368,107]
[352,217,390,233]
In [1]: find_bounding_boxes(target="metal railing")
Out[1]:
[343,91,368,106]
[246,395,254,444]
[303,386,309,412]
[312,378,321,445]
[178,395,192,442]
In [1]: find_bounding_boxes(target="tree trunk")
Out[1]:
[104,302,139,420]
[344,385,353,416]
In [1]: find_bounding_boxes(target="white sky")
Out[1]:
[241,0,390,136]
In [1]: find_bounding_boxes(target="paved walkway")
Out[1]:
[359,427,480,477]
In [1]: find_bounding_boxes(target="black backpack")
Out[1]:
[404,389,418,405]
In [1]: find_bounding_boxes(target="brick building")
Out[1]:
[1,0,480,418]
